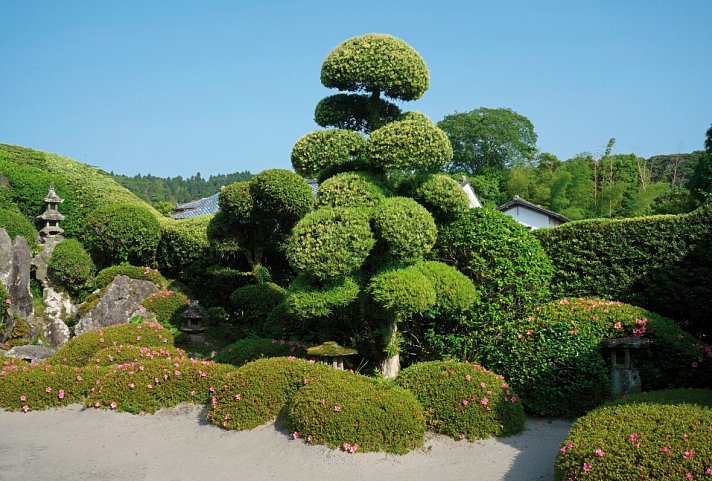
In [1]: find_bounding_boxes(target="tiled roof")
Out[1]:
[497,195,569,223]
[171,192,220,219]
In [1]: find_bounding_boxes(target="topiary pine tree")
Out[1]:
[282,34,475,378]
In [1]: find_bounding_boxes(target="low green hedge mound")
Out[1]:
[0,362,106,412]
[85,358,236,414]
[214,338,308,367]
[48,322,175,367]
[229,282,286,327]
[207,357,333,430]
[93,265,168,290]
[314,171,389,210]
[90,344,187,366]
[286,368,426,454]
[140,290,190,332]
[397,361,525,441]
[555,390,712,481]
[0,208,38,250]
[48,238,95,291]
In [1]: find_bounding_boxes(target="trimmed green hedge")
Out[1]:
[140,290,190,332]
[373,197,437,262]
[397,361,525,440]
[367,118,453,171]
[291,129,366,178]
[229,282,286,327]
[0,208,38,250]
[90,344,187,366]
[156,216,210,277]
[314,171,390,210]
[48,238,95,291]
[314,93,401,133]
[93,264,168,290]
[214,338,308,367]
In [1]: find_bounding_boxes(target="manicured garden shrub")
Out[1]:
[368,265,436,316]
[409,174,470,222]
[397,361,525,440]
[0,361,106,412]
[207,357,333,430]
[314,171,389,210]
[286,275,360,320]
[367,118,453,171]
[249,169,313,225]
[536,205,712,339]
[373,197,437,262]
[218,182,253,222]
[229,282,286,327]
[93,264,168,290]
[286,368,426,454]
[156,216,210,277]
[85,358,236,414]
[0,207,38,250]
[83,203,161,267]
[314,93,401,133]
[140,290,190,332]
[483,298,712,417]
[47,322,174,367]
[291,129,366,178]
[48,238,95,291]
[214,338,307,367]
[412,261,477,314]
[555,390,712,481]
[90,344,187,366]
[286,207,375,282]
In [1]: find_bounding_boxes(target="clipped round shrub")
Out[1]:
[412,261,477,314]
[249,169,313,224]
[286,368,426,454]
[314,93,401,133]
[48,238,95,291]
[367,119,453,171]
[291,129,366,178]
[214,338,307,367]
[0,208,38,249]
[90,344,187,366]
[286,275,360,320]
[47,322,174,367]
[286,207,375,282]
[368,265,436,316]
[207,357,333,430]
[93,264,168,290]
[555,391,712,481]
[321,34,429,101]
[218,182,253,223]
[373,197,437,261]
[0,361,106,412]
[411,174,470,222]
[157,216,210,276]
[84,358,236,414]
[229,282,286,327]
[83,203,161,266]
[140,290,190,332]
[314,171,390,210]
[397,361,525,440]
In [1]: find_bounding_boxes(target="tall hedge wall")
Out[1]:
[535,204,712,338]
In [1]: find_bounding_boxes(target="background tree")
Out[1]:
[438,107,538,175]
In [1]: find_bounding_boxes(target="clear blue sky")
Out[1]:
[2,0,711,178]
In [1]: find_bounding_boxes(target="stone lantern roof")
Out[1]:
[36,183,65,240]
[43,184,64,204]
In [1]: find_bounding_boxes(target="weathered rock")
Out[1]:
[0,228,12,285]
[7,236,33,324]
[74,275,159,335]
[45,319,71,348]
[4,344,56,363]
[43,287,75,347]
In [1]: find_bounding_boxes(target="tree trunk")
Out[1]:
[380,320,400,379]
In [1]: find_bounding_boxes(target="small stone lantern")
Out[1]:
[36,183,65,242]
[307,341,358,370]
[180,300,208,342]
[605,336,650,396]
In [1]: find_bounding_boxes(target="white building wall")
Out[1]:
[501,206,558,229]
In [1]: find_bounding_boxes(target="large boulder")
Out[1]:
[74,275,159,335]
[7,235,34,325]
[0,229,12,285]
[42,287,75,347]
[3,345,56,363]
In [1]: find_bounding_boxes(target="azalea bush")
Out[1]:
[90,344,187,367]
[140,290,190,332]
[47,322,174,367]
[214,338,308,367]
[397,361,525,441]
[93,264,168,290]
[555,389,712,481]
[286,368,426,454]
[85,358,236,414]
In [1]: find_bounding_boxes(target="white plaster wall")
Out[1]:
[501,206,557,229]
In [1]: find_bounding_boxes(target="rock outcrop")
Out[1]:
[42,287,74,347]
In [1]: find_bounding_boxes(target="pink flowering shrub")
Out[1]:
[555,389,712,480]
[0,360,106,412]
[84,358,236,414]
[396,361,525,441]
[207,357,333,430]
[286,367,426,454]
[214,338,308,367]
[140,289,190,332]
[90,344,187,366]
[47,322,175,367]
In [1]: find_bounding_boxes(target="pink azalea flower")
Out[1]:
[334,405,341,412]
[349,444,359,453]
[287,356,297,360]
[94,402,101,408]
[22,405,29,412]
[174,370,181,376]
[458,433,465,440]
[209,387,216,393]
[630,433,639,441]
[198,371,206,378]
[613,322,622,329]
[480,397,489,406]
[58,390,65,400]
[319,399,325,405]
[684,450,694,459]
[480,382,486,388]
[147,384,153,389]
[292,432,299,439]
[583,463,591,472]
[19,395,26,401]
[465,374,472,381]
[342,443,351,451]
[682,433,689,439]
[128,383,135,389]
[705,468,712,475]
[685,473,692,480]
[5,298,11,305]
[235,394,241,400]
[45,386,52,393]
[595,448,605,457]
[661,446,670,453]
[110,402,117,409]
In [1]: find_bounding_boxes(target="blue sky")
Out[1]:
[1,0,711,177]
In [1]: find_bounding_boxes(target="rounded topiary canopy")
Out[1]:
[291,129,366,178]
[320,34,430,101]
[286,275,360,320]
[314,93,401,134]
[373,197,437,262]
[286,207,375,282]
[412,174,470,222]
[249,169,313,223]
[367,265,436,316]
[218,181,253,224]
[412,261,477,314]
[48,238,95,290]
[367,118,453,171]
[0,208,38,249]
[314,171,390,210]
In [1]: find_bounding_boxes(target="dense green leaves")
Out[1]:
[314,171,390,210]
[0,208,38,249]
[373,197,437,262]
[367,266,436,316]
[291,129,366,178]
[48,238,95,291]
[314,93,401,134]
[368,118,453,171]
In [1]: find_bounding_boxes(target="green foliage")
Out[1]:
[286,368,426,454]
[214,338,307,367]
[93,264,168,290]
[373,197,437,262]
[48,322,175,367]
[85,358,236,414]
[90,344,187,366]
[218,182,253,223]
[140,290,190,332]
[48,238,95,291]
[314,93,401,134]
[229,282,286,327]
[207,357,333,430]
[156,216,210,277]
[0,208,38,249]
[287,207,374,282]
[250,169,313,224]
[83,203,161,267]
[0,361,106,412]
[367,118,453,171]
[397,361,525,440]
[399,174,470,222]
[368,266,436,316]
[412,261,477,314]
[555,392,712,481]
[291,129,366,178]
[314,171,390,210]
[320,33,429,102]
[286,275,360,320]
[535,206,712,338]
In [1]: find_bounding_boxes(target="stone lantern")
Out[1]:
[307,341,358,370]
[36,183,65,242]
[604,336,650,396]
[180,301,208,341]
